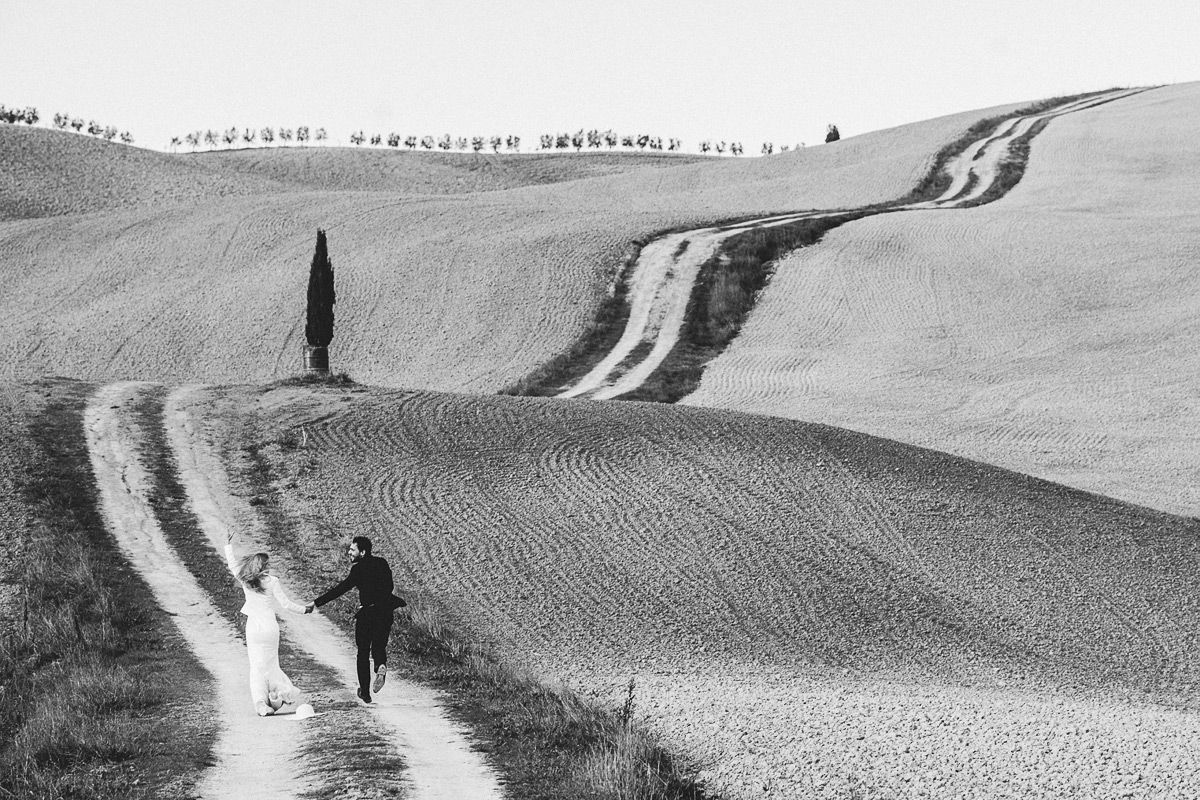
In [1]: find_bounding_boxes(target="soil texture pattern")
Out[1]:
[241,384,1200,799]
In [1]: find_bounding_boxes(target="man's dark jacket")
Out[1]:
[313,555,395,614]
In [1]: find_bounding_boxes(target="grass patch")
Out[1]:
[230,396,711,799]
[895,89,1120,206]
[277,371,357,387]
[0,379,215,800]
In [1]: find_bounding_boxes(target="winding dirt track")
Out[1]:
[242,384,1200,799]
[685,83,1200,518]
[84,382,503,800]
[558,89,1141,400]
[558,212,845,400]
[164,385,503,800]
[83,382,316,800]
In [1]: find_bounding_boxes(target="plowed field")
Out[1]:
[685,83,1200,517]
[0,102,1021,390]
[220,383,1200,799]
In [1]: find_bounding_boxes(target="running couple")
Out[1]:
[224,533,406,716]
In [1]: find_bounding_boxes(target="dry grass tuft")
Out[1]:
[276,371,357,388]
[396,594,708,799]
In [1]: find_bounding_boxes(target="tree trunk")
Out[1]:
[303,345,329,374]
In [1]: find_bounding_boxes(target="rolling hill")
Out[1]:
[197,382,1200,799]
[684,82,1200,519]
[0,101,1021,389]
[5,83,1199,799]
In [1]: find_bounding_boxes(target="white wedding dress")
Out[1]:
[225,544,306,711]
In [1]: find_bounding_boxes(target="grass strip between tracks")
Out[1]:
[620,211,871,403]
[0,378,214,800]
[127,386,407,800]
[896,88,1119,206]
[230,384,712,800]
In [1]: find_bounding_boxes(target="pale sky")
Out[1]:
[3,0,1198,152]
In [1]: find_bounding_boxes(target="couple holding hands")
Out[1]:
[224,533,406,717]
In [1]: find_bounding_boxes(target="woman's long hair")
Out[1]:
[237,552,270,593]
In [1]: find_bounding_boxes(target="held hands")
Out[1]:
[304,602,315,614]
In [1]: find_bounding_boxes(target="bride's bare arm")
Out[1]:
[223,530,240,577]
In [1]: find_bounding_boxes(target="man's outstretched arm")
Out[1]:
[312,566,358,608]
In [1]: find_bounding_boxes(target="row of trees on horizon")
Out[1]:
[169,126,330,151]
[3,102,841,155]
[167,126,842,156]
[0,105,134,144]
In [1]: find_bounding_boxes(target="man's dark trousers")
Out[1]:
[356,607,393,698]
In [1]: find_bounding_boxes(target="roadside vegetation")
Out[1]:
[237,386,711,799]
[7,97,820,155]
[499,240,642,397]
[0,379,213,800]
[896,89,1119,205]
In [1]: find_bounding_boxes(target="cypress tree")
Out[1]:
[305,229,335,348]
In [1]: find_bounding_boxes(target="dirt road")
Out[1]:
[85,382,503,799]
[85,382,316,799]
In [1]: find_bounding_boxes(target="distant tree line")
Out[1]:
[7,100,837,156]
[0,105,38,125]
[0,104,134,143]
[166,125,826,157]
[169,126,329,151]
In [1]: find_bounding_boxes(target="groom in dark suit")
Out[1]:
[308,536,401,703]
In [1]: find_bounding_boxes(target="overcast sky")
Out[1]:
[3,0,1198,152]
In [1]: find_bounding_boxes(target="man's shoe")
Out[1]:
[356,687,372,704]
[255,701,273,717]
[372,664,387,694]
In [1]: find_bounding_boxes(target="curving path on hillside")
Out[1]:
[85,382,504,800]
[556,89,1142,400]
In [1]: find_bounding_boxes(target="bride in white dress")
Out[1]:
[224,533,310,717]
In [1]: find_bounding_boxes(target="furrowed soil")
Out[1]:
[684,83,1200,519]
[0,102,1023,391]
[210,382,1200,800]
